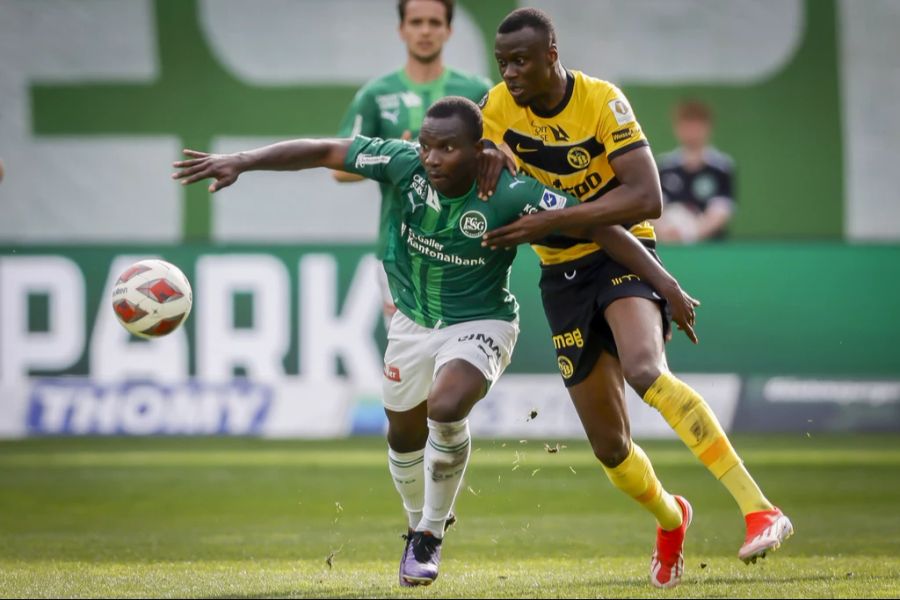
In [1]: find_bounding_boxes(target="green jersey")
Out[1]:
[344,136,576,328]
[337,68,491,259]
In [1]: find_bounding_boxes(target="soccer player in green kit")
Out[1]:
[333,0,492,324]
[172,97,699,587]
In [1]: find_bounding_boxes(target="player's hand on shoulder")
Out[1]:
[662,284,701,344]
[477,145,517,201]
[172,149,243,193]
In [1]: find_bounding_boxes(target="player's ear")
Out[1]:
[548,43,558,67]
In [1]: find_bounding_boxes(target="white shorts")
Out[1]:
[382,311,520,413]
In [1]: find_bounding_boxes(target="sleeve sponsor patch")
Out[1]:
[608,97,636,126]
[540,189,568,211]
[355,153,392,168]
[612,128,634,143]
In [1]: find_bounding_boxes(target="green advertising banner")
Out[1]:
[2,243,898,379]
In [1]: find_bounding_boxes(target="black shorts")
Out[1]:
[539,247,671,387]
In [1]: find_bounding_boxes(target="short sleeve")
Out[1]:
[479,89,506,147]
[597,85,648,161]
[342,136,419,186]
[337,87,380,138]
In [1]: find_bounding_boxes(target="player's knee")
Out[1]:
[591,434,631,468]
[387,423,428,453]
[621,358,662,398]
[427,398,468,423]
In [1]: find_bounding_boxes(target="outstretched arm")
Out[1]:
[591,226,700,344]
[172,138,353,192]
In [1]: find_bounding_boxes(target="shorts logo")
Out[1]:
[557,356,575,379]
[459,210,488,238]
[612,128,633,143]
[611,274,640,286]
[458,333,501,360]
[384,364,401,382]
[566,147,591,169]
[552,328,584,349]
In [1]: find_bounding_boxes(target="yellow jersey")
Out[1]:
[481,70,655,265]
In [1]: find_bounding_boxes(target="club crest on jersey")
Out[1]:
[608,97,636,126]
[459,210,488,238]
[540,189,568,211]
[566,147,591,169]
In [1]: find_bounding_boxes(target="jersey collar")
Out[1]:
[530,70,575,119]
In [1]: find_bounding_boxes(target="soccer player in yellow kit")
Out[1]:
[478,8,793,589]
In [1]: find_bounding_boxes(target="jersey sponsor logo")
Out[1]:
[540,189,568,211]
[355,153,392,168]
[611,273,640,286]
[612,128,633,143]
[552,171,603,200]
[608,98,636,126]
[548,124,570,141]
[553,328,584,350]
[557,355,575,379]
[406,230,487,266]
[478,92,488,109]
[508,177,525,189]
[520,203,539,215]
[400,91,423,108]
[411,174,442,213]
[425,186,442,213]
[384,364,401,382]
[530,121,569,142]
[459,210,488,238]
[458,333,502,360]
[566,147,591,169]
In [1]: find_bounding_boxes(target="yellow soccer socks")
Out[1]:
[603,442,684,531]
[644,372,774,515]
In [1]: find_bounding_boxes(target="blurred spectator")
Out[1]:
[655,100,735,242]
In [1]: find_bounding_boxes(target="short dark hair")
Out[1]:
[425,96,483,142]
[674,99,713,123]
[497,7,556,45]
[398,0,454,26]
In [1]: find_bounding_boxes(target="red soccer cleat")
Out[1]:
[739,507,794,564]
[650,495,693,589]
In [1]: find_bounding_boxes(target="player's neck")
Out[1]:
[404,55,445,84]
[530,64,568,114]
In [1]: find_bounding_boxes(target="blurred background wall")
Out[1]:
[1,0,898,438]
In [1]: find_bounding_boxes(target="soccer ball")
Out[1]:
[111,259,193,338]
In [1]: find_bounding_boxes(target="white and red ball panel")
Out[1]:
[111,259,193,338]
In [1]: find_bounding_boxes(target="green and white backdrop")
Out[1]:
[1,0,898,438]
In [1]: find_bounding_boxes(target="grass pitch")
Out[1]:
[1,434,899,598]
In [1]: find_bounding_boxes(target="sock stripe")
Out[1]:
[428,437,470,454]
[389,456,425,468]
[636,478,662,505]
[698,436,731,468]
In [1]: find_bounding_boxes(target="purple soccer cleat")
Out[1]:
[398,529,416,587]
[399,531,442,586]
